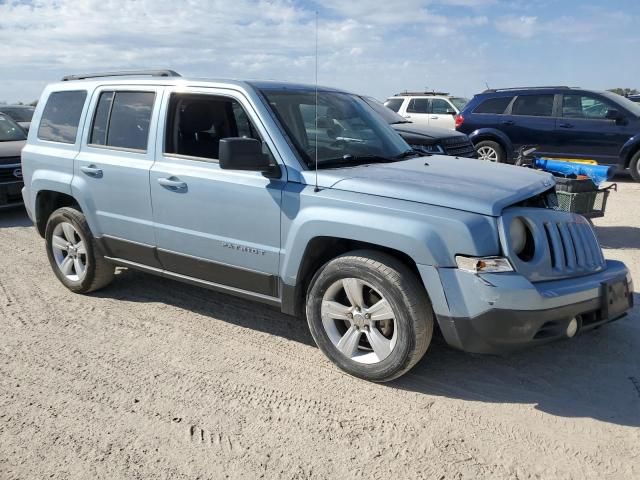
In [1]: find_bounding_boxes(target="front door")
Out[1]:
[150,88,285,298]
[428,98,456,129]
[74,86,162,264]
[554,93,633,165]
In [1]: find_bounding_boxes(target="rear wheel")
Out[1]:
[476,140,506,163]
[45,207,115,293]
[630,150,640,182]
[305,250,433,382]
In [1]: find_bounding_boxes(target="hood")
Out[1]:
[317,156,555,216]
[0,140,25,165]
[391,123,466,142]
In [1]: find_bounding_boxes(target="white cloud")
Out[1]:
[495,15,538,38]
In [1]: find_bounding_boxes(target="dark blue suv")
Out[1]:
[456,86,640,181]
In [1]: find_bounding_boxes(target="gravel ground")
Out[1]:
[1,179,638,480]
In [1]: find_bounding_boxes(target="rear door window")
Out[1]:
[38,90,87,143]
[89,91,155,151]
[473,96,513,114]
[511,94,555,117]
[406,98,429,114]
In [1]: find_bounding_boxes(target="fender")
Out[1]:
[279,186,501,286]
[620,133,640,167]
[468,128,515,162]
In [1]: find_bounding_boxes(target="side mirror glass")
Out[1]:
[219,138,273,173]
[605,109,622,121]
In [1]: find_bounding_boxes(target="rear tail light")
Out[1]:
[454,114,464,129]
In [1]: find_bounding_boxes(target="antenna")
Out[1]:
[485,81,490,90]
[314,10,320,193]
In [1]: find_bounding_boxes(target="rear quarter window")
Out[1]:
[473,96,513,114]
[38,90,87,143]
[383,98,404,112]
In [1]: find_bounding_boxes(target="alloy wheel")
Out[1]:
[321,278,398,364]
[477,146,499,162]
[51,222,88,282]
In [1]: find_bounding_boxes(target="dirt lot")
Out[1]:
[1,180,639,480]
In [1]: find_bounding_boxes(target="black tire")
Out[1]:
[630,150,640,182]
[45,207,115,293]
[305,250,433,382]
[475,140,506,163]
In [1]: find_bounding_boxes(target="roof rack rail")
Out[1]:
[393,91,450,97]
[62,70,181,81]
[482,86,572,93]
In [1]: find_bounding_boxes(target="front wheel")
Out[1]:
[305,250,433,382]
[45,207,115,293]
[475,140,506,163]
[630,150,640,182]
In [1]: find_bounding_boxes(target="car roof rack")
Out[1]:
[62,69,181,81]
[482,86,572,93]
[393,91,450,97]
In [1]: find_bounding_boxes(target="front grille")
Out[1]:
[0,156,21,166]
[0,166,22,182]
[441,136,476,158]
[543,220,605,274]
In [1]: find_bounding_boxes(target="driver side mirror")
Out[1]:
[219,138,277,176]
[605,109,624,122]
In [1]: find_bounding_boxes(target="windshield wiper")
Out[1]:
[394,149,426,159]
[315,154,398,169]
[389,120,412,125]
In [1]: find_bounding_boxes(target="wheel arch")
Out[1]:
[468,128,514,162]
[620,134,640,168]
[281,236,424,317]
[34,190,82,237]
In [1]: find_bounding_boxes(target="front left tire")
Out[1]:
[45,207,115,293]
[305,250,433,382]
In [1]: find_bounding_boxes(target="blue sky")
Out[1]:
[1,0,638,103]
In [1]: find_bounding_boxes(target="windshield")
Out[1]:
[260,89,410,168]
[360,96,407,124]
[0,114,26,142]
[601,91,640,117]
[0,106,35,123]
[449,97,469,111]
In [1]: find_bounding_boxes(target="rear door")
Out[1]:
[501,93,557,155]
[149,87,284,298]
[73,86,162,264]
[403,98,430,127]
[428,98,456,129]
[554,92,634,165]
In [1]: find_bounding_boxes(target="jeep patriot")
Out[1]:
[21,70,633,381]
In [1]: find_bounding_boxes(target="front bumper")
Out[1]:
[0,181,24,209]
[419,260,633,354]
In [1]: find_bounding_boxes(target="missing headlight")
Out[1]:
[510,217,535,261]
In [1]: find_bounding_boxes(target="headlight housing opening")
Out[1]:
[509,217,535,261]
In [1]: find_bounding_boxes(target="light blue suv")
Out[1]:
[21,70,634,382]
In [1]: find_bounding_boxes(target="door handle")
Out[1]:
[430,116,438,120]
[157,176,188,192]
[501,120,515,126]
[559,123,574,129]
[80,165,103,178]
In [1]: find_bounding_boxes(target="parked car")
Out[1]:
[360,96,476,157]
[384,92,468,130]
[456,86,640,181]
[21,71,633,382]
[628,94,640,103]
[0,113,26,209]
[0,105,35,132]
